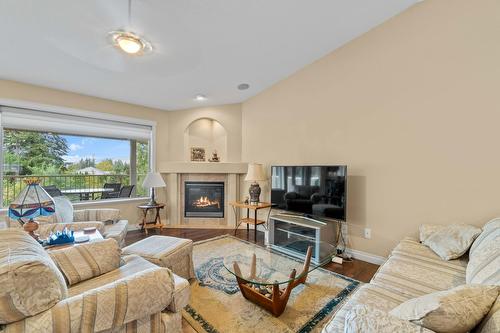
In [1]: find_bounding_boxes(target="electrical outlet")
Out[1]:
[364,228,371,239]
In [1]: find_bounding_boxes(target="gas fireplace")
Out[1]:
[184,181,224,218]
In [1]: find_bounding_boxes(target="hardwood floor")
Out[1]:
[125,228,379,283]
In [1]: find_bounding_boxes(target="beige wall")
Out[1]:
[0,79,169,226]
[241,0,500,256]
[166,104,242,162]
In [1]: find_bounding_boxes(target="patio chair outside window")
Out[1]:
[102,183,121,199]
[119,185,135,198]
[42,185,63,197]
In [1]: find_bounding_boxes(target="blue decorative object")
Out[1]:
[47,228,75,246]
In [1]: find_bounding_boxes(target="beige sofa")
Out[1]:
[323,219,500,332]
[0,229,189,333]
[6,196,129,247]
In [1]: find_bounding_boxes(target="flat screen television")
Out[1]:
[271,165,347,221]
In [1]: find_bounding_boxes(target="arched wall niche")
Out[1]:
[184,118,228,162]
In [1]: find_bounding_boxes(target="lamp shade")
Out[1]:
[244,163,267,182]
[142,172,166,188]
[8,179,55,220]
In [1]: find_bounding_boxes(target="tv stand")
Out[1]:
[268,214,338,264]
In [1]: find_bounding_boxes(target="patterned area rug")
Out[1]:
[183,235,360,333]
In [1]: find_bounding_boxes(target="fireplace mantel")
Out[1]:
[159,162,247,174]
[161,166,243,228]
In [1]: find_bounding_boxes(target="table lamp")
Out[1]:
[8,178,55,241]
[142,172,166,206]
[245,163,267,204]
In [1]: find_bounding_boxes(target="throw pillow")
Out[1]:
[423,224,481,260]
[419,224,446,243]
[389,285,499,333]
[0,229,68,324]
[50,238,121,285]
[474,296,500,333]
[345,304,434,333]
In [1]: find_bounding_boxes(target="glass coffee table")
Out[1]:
[223,241,336,316]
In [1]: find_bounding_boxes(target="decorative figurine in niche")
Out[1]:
[209,150,220,162]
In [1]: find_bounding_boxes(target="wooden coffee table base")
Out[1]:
[232,246,313,317]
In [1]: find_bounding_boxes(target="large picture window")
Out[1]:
[0,107,154,207]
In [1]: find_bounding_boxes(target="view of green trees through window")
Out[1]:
[2,129,150,207]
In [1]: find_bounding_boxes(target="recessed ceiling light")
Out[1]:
[237,83,250,90]
[109,30,152,55]
[195,94,207,101]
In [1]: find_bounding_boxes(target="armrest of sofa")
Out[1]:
[4,267,175,333]
[344,305,434,333]
[73,208,120,223]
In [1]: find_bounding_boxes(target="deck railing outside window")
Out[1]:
[2,173,147,207]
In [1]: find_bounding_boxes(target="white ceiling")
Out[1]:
[0,0,417,111]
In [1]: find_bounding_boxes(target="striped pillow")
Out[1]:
[0,229,68,324]
[50,238,121,286]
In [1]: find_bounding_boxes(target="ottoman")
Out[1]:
[122,235,195,280]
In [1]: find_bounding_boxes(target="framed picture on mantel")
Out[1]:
[190,147,206,162]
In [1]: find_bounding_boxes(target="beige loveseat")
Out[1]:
[6,196,129,247]
[323,218,499,332]
[0,229,189,333]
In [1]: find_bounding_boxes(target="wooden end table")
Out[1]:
[138,203,165,235]
[229,201,274,242]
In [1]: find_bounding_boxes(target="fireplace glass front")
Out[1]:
[184,181,225,218]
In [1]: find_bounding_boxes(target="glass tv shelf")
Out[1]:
[268,214,339,264]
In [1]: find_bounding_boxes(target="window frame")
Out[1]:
[0,99,157,209]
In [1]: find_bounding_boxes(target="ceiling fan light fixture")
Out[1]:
[195,94,207,101]
[109,31,152,55]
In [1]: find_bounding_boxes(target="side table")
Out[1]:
[229,201,274,242]
[138,203,165,235]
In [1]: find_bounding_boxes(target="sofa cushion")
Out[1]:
[73,208,120,222]
[322,284,410,333]
[103,220,129,247]
[49,238,121,286]
[0,229,68,324]
[390,285,499,333]
[371,238,467,299]
[38,221,105,239]
[466,231,500,285]
[345,305,433,333]
[68,254,155,296]
[470,218,500,258]
[167,273,191,313]
[423,225,481,260]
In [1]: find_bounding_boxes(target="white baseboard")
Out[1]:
[345,247,386,266]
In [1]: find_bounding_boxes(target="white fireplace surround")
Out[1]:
[160,162,247,228]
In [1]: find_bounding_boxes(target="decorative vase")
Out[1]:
[23,219,40,241]
[249,182,261,204]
